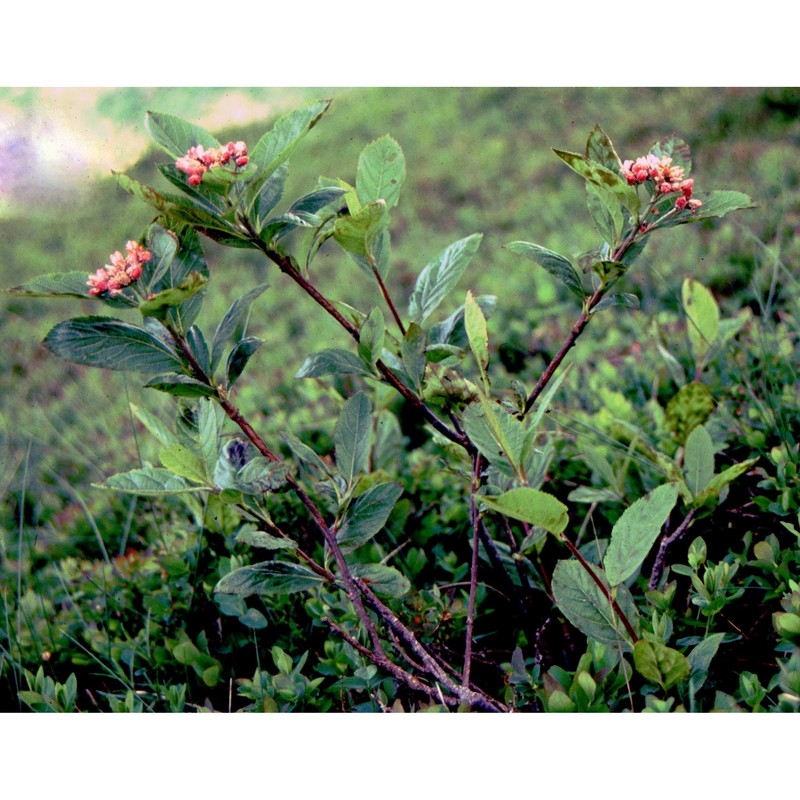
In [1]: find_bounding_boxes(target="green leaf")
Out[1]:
[335,392,372,486]
[337,482,403,553]
[225,337,263,387]
[210,284,268,372]
[464,290,489,384]
[551,560,637,651]
[247,99,331,183]
[129,403,175,447]
[145,111,221,159]
[214,561,326,596]
[693,457,759,507]
[235,526,297,551]
[408,233,483,324]
[633,640,690,691]
[349,563,410,599]
[236,458,290,493]
[143,225,180,289]
[253,162,289,228]
[687,632,725,696]
[144,375,217,397]
[553,148,641,214]
[356,135,406,210]
[159,443,210,484]
[138,271,208,319]
[604,483,680,586]
[295,349,374,379]
[6,271,133,308]
[480,487,569,535]
[43,316,185,374]
[504,241,584,301]
[678,190,755,223]
[682,279,720,363]
[358,307,385,370]
[401,322,427,395]
[585,125,622,171]
[665,382,714,446]
[684,425,715,497]
[95,467,205,496]
[463,400,526,478]
[154,226,209,332]
[585,183,624,249]
[281,432,334,477]
[332,201,389,261]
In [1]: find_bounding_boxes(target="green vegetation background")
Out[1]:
[1,87,798,710]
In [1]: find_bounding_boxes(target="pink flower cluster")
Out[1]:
[621,153,702,212]
[175,141,249,186]
[87,241,152,296]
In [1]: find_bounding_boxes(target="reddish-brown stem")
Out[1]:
[648,509,697,589]
[371,263,406,336]
[522,285,604,416]
[463,454,483,687]
[559,535,639,645]
[257,241,469,449]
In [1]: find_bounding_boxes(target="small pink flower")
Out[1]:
[175,140,248,186]
[86,239,152,296]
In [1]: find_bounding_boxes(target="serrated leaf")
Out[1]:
[401,322,427,395]
[6,271,133,308]
[145,111,221,159]
[694,457,759,507]
[356,135,406,210]
[235,526,297,551]
[95,467,206,495]
[480,487,568,535]
[236,458,290,493]
[585,126,622,171]
[551,560,638,651]
[139,271,208,319]
[633,640,690,691]
[463,400,526,478]
[247,99,331,184]
[144,374,216,398]
[504,241,584,301]
[159,443,210,484]
[358,307,385,370]
[684,425,715,497]
[408,233,483,323]
[585,183,624,249]
[335,392,372,486]
[349,563,410,598]
[129,403,175,447]
[682,279,720,363]
[553,148,641,214]
[215,561,326,596]
[281,432,334,477]
[332,201,389,262]
[464,290,489,384]
[604,483,679,586]
[210,284,268,372]
[254,162,289,228]
[295,348,374,379]
[428,294,496,349]
[687,632,725,696]
[225,337,263,387]
[43,316,185,374]
[337,482,403,553]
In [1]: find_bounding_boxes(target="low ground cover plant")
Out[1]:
[3,95,799,712]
